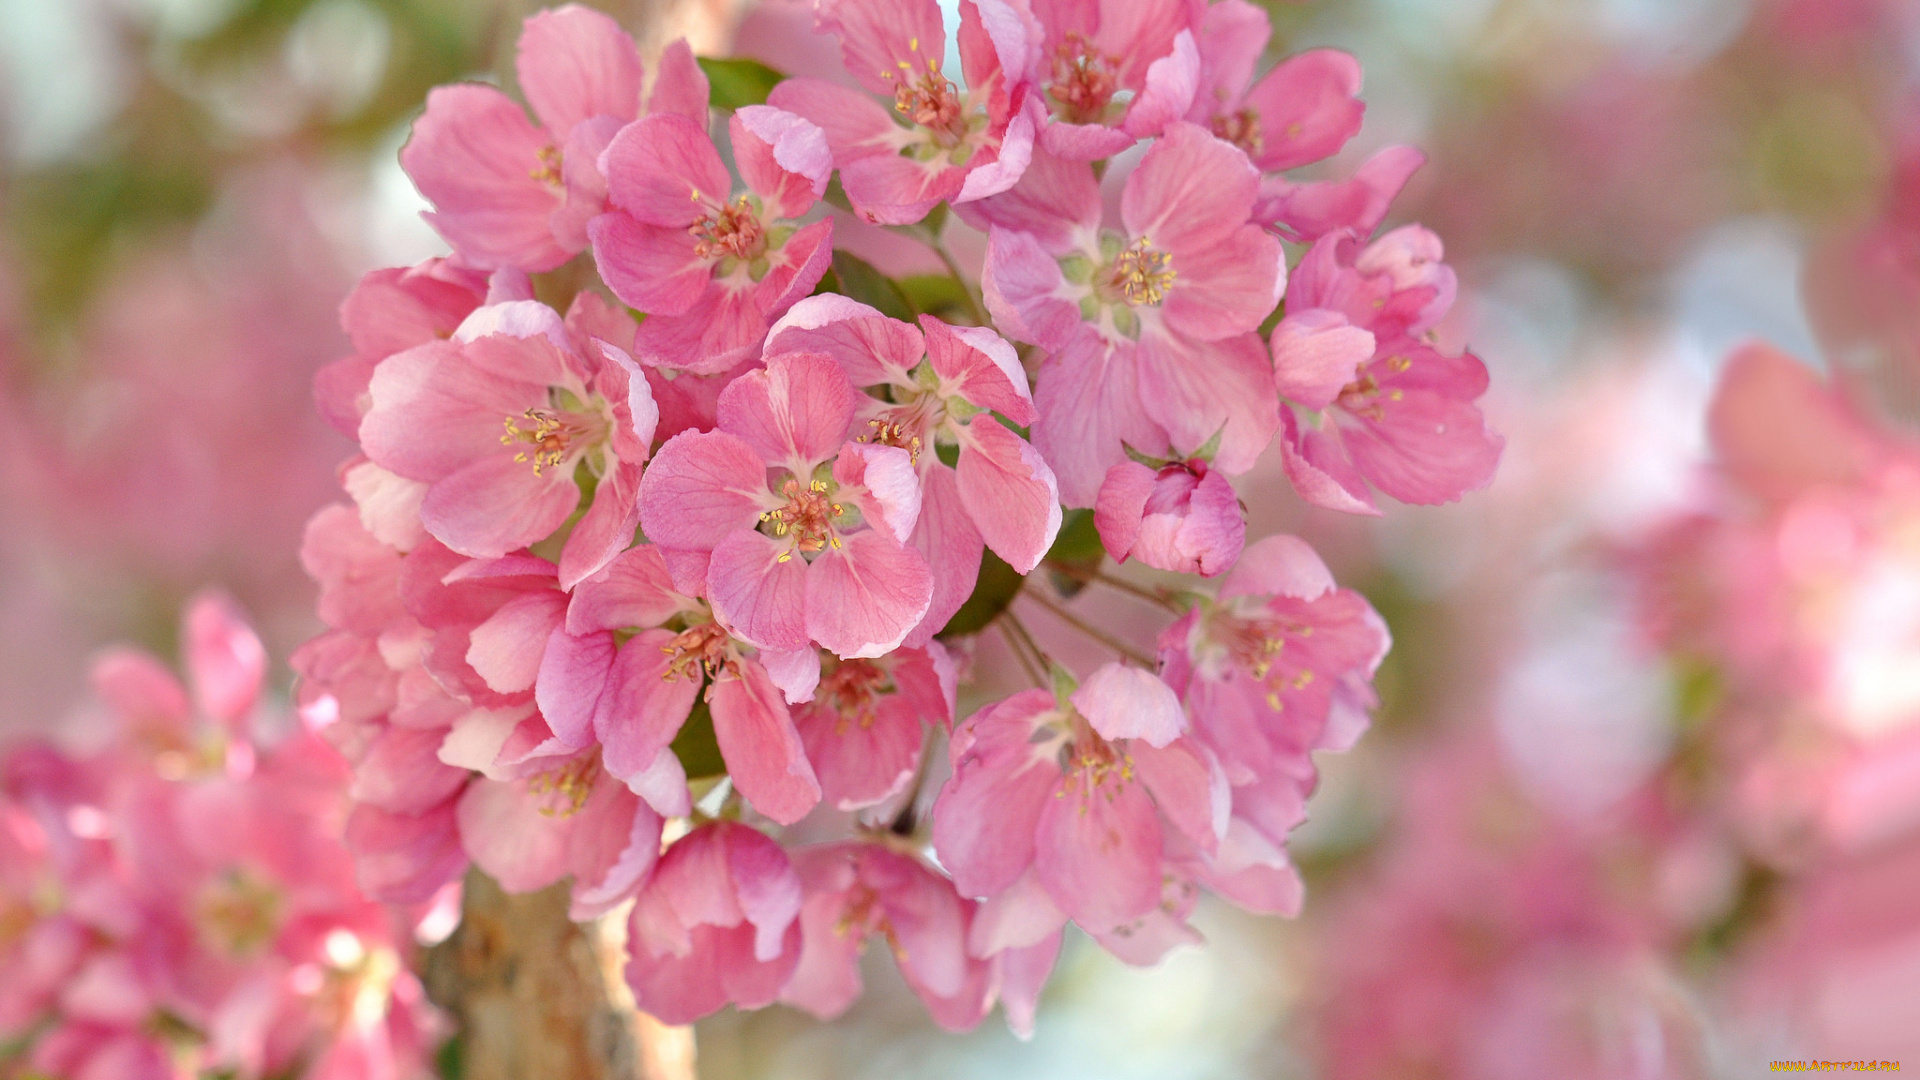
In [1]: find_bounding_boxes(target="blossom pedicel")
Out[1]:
[282,0,1502,1036]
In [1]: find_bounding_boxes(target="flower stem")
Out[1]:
[926,232,991,328]
[1021,590,1158,667]
[998,610,1048,686]
[1046,562,1185,613]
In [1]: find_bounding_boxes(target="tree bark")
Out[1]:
[424,870,696,1080]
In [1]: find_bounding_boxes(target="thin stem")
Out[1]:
[998,615,1045,688]
[1047,562,1184,612]
[1021,590,1157,667]
[928,234,992,327]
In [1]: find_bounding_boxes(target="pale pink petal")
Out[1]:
[1161,222,1284,341]
[1219,533,1335,601]
[1094,461,1155,563]
[1031,334,1167,506]
[954,418,1062,574]
[588,212,712,317]
[804,530,936,659]
[752,217,838,316]
[344,802,468,904]
[568,545,689,634]
[834,441,923,543]
[759,646,822,705]
[707,531,812,653]
[1279,411,1379,515]
[1034,778,1161,932]
[1710,341,1880,498]
[1071,663,1184,748]
[90,649,190,735]
[420,451,581,558]
[1121,121,1260,255]
[765,294,926,386]
[1260,144,1424,242]
[646,38,711,122]
[532,626,616,747]
[557,456,642,590]
[637,430,770,551]
[765,77,901,159]
[1038,118,1138,162]
[184,591,266,729]
[931,690,1056,896]
[841,153,967,225]
[814,0,948,97]
[1186,0,1269,122]
[600,113,732,225]
[998,931,1061,1039]
[1131,739,1221,850]
[954,98,1037,202]
[456,778,570,894]
[967,869,1066,955]
[626,746,692,818]
[981,227,1083,351]
[963,145,1101,252]
[709,662,822,825]
[1120,30,1199,138]
[903,463,984,648]
[515,4,644,136]
[567,781,663,920]
[629,284,777,375]
[795,693,923,810]
[733,106,832,218]
[467,590,566,694]
[1135,331,1278,473]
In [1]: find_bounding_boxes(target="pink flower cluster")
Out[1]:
[296,0,1496,1032]
[0,596,438,1080]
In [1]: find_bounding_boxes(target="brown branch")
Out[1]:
[1020,591,1157,667]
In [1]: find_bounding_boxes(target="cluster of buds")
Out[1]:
[294,0,1499,1034]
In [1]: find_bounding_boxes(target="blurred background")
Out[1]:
[3,0,1918,1075]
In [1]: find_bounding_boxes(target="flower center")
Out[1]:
[199,867,283,957]
[1047,34,1121,125]
[858,416,926,465]
[1210,109,1263,157]
[820,658,890,734]
[530,144,563,188]
[1055,732,1134,811]
[761,477,844,559]
[690,195,768,263]
[1101,237,1177,307]
[893,71,969,145]
[500,404,602,477]
[1218,613,1318,710]
[661,622,735,683]
[527,754,600,818]
[1334,369,1404,422]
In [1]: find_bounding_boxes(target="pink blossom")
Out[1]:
[535,544,823,825]
[624,821,803,1024]
[765,296,1062,637]
[791,645,955,810]
[401,8,707,271]
[1094,456,1245,576]
[973,125,1284,504]
[590,105,835,375]
[358,300,658,587]
[314,258,488,440]
[931,666,1223,953]
[637,352,936,659]
[766,0,1038,224]
[1186,2,1363,174]
[781,841,993,1029]
[1025,0,1200,160]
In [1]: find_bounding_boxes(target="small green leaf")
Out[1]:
[1257,297,1287,338]
[671,697,727,779]
[898,274,971,319]
[938,549,1023,639]
[1049,661,1079,708]
[436,1036,465,1080]
[1043,508,1103,597]
[697,56,786,111]
[828,250,915,321]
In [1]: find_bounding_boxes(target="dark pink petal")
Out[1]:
[794,692,924,810]
[1071,663,1184,748]
[903,466,984,648]
[420,451,582,559]
[766,77,901,159]
[348,727,468,814]
[814,0,947,97]
[726,820,808,959]
[588,212,712,316]
[1186,0,1269,122]
[1339,384,1503,505]
[402,84,568,271]
[1260,144,1424,242]
[981,227,1084,351]
[340,260,486,362]
[1121,122,1260,256]
[841,153,967,226]
[601,113,733,225]
[183,591,266,729]
[557,455,642,590]
[515,4,644,136]
[1132,739,1223,851]
[733,106,832,219]
[1161,222,1284,341]
[709,662,822,824]
[708,530,812,653]
[360,341,528,482]
[90,649,190,735]
[1038,119,1137,162]
[1094,461,1155,563]
[804,529,935,659]
[1119,30,1199,139]
[931,690,1057,896]
[344,802,467,904]
[566,779,663,920]
[1279,411,1378,515]
[646,38,711,122]
[552,114,623,251]
[1034,775,1162,932]
[833,442,923,543]
[456,778,571,894]
[1241,48,1363,172]
[782,882,867,1018]
[637,430,770,551]
[717,352,860,472]
[533,626,615,747]
[315,354,378,437]
[568,545,689,634]
[1031,335,1168,507]
[629,285,774,375]
[1270,309,1374,410]
[765,294,927,386]
[963,145,1101,252]
[758,645,821,704]
[752,217,837,316]
[955,93,1039,202]
[597,629,702,783]
[1135,331,1278,474]
[922,316,1035,424]
[956,0,1030,91]
[954,418,1062,574]
[1132,463,1243,577]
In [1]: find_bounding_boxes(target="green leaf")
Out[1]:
[1042,508,1103,597]
[697,56,786,111]
[827,250,915,321]
[898,274,971,319]
[436,1035,464,1080]
[937,549,1024,639]
[671,697,728,779]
